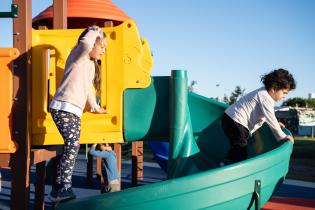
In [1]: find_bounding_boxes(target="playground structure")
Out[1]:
[0,1,147,209]
[0,1,293,210]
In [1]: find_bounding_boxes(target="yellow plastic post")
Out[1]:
[0,48,19,153]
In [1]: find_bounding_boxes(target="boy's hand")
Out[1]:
[284,135,294,144]
[279,122,285,128]
[104,146,112,151]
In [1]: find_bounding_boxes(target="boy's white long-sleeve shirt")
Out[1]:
[50,29,101,115]
[225,87,287,140]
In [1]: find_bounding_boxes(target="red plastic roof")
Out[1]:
[32,0,130,28]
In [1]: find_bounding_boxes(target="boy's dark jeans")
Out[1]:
[221,113,250,162]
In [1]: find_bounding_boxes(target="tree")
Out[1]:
[306,99,315,108]
[282,97,315,108]
[188,80,197,92]
[223,94,229,104]
[283,97,306,107]
[225,86,245,105]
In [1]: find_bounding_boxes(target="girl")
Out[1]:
[221,69,296,164]
[49,26,107,202]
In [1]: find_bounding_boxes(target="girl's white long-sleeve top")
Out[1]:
[225,87,287,140]
[50,29,101,116]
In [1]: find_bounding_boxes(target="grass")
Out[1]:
[287,136,315,182]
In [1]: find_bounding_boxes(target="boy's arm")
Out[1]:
[89,144,112,158]
[89,144,104,157]
[260,99,290,141]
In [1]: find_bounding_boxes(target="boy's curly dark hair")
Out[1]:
[96,144,102,151]
[95,143,113,151]
[261,68,296,91]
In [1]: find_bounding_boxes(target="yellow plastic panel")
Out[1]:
[0,48,19,153]
[31,20,153,145]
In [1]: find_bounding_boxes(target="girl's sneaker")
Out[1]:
[56,188,76,202]
[49,187,76,202]
[48,184,62,202]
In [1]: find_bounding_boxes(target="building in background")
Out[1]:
[297,108,315,137]
[309,92,315,99]
[276,107,315,137]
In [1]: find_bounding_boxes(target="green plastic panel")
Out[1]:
[123,76,170,141]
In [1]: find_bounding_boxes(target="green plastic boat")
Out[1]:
[58,70,292,210]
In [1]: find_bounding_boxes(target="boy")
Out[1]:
[221,68,296,163]
[89,143,120,193]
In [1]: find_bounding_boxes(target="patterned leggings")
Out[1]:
[51,109,81,189]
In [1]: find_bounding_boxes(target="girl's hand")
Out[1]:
[89,25,99,31]
[96,107,107,114]
[88,26,103,38]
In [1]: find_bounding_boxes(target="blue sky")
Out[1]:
[1,0,314,101]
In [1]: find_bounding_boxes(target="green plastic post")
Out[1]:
[254,180,261,210]
[0,4,18,18]
[168,70,200,178]
[247,179,262,210]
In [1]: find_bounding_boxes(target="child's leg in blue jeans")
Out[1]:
[103,151,119,182]
[102,151,119,192]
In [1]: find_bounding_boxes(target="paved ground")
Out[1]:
[269,179,315,209]
[287,138,315,182]
[276,179,315,200]
[0,152,314,210]
[0,153,167,210]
